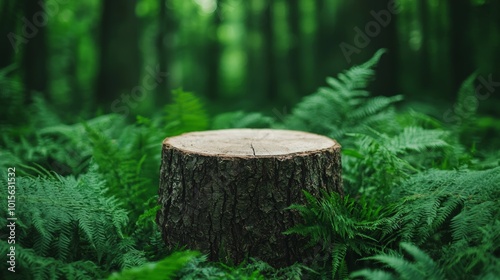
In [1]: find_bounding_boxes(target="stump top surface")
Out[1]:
[164,129,339,157]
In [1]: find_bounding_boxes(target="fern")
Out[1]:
[281,49,403,142]
[285,166,499,279]
[453,73,479,127]
[108,251,199,280]
[0,165,147,279]
[0,241,103,280]
[388,167,500,246]
[351,242,445,280]
[163,88,209,136]
[285,191,387,279]
[178,255,310,280]
[441,220,500,279]
[342,126,451,196]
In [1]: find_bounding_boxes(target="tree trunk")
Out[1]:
[156,129,343,267]
[263,3,277,103]
[206,1,221,101]
[0,1,21,69]
[95,0,141,111]
[449,0,474,96]
[156,0,168,104]
[287,0,301,102]
[244,1,265,106]
[22,0,49,103]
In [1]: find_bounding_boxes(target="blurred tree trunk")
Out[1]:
[0,1,21,69]
[288,0,302,98]
[156,0,170,104]
[206,1,221,101]
[298,0,317,96]
[417,0,431,90]
[427,0,451,100]
[364,0,400,96]
[22,0,49,103]
[449,0,474,95]
[263,2,277,102]
[315,0,327,86]
[396,1,423,99]
[489,1,500,80]
[96,0,141,111]
[244,1,265,105]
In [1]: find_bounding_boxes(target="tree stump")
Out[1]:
[156,129,342,267]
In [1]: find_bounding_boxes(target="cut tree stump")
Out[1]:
[156,129,342,267]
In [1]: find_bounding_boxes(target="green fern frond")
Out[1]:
[387,127,449,153]
[29,94,62,128]
[330,49,386,91]
[455,73,479,124]
[450,201,495,242]
[0,241,104,280]
[282,49,401,141]
[108,251,200,280]
[285,191,387,279]
[351,243,445,280]
[331,243,348,279]
[350,95,404,121]
[0,166,147,278]
[386,167,500,273]
[164,88,209,136]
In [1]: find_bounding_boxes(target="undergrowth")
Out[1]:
[1,50,498,279]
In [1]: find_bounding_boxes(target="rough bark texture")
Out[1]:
[156,129,342,267]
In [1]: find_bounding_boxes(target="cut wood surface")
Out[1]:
[166,129,338,157]
[157,129,342,266]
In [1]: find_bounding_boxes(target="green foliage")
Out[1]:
[178,256,265,280]
[108,251,200,280]
[285,191,388,279]
[275,50,462,197]
[0,166,146,279]
[2,50,499,279]
[212,111,274,129]
[351,242,445,280]
[0,65,24,125]
[178,256,311,280]
[84,118,156,220]
[282,49,403,142]
[288,167,500,279]
[282,51,498,278]
[343,126,451,196]
[389,168,499,246]
[163,88,209,136]
[455,73,479,127]
[0,242,103,280]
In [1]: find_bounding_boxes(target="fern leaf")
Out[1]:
[164,88,209,136]
[108,251,199,280]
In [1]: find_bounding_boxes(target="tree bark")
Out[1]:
[157,129,343,267]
